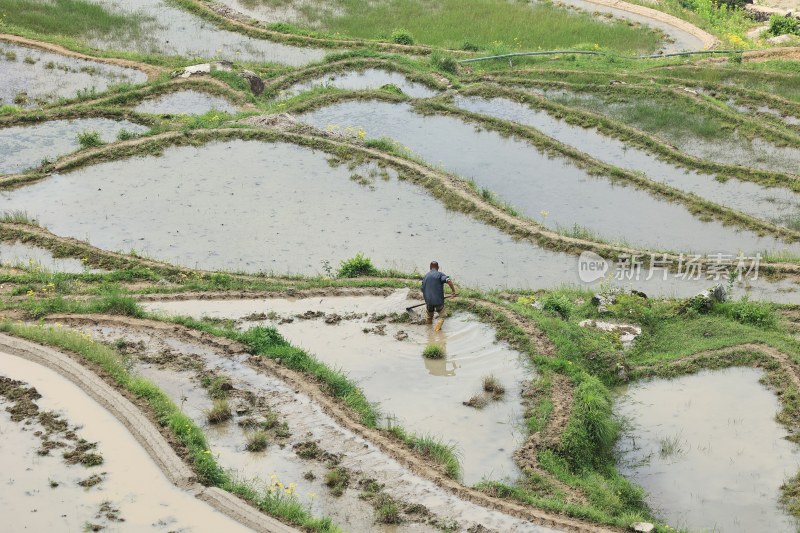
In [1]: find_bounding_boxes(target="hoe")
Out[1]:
[405,295,454,331]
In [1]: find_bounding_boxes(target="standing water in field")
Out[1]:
[454,95,800,227]
[147,290,528,485]
[0,42,147,106]
[0,351,252,532]
[0,118,149,174]
[133,90,238,115]
[0,241,100,273]
[300,100,800,256]
[2,137,799,300]
[615,367,800,532]
[88,0,326,65]
[280,69,439,99]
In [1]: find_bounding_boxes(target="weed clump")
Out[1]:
[337,252,378,277]
[422,343,445,359]
[205,399,232,424]
[116,128,135,141]
[718,297,776,328]
[463,393,490,409]
[390,28,414,45]
[541,293,574,319]
[482,374,505,396]
[324,466,350,496]
[769,13,800,36]
[430,50,458,74]
[77,130,103,148]
[245,430,269,452]
[374,493,402,523]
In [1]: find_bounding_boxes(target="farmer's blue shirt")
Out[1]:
[421,270,449,306]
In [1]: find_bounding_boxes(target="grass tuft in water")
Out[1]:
[422,343,445,359]
[205,399,232,424]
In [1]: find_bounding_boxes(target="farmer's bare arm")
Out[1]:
[448,279,457,297]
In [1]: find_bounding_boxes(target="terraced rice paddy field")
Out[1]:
[1,0,799,530]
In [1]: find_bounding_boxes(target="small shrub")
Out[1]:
[390,28,414,45]
[769,14,800,36]
[23,56,36,64]
[205,399,231,424]
[77,130,103,149]
[379,83,404,96]
[422,343,444,359]
[541,293,573,319]
[719,297,776,328]
[324,467,350,496]
[245,430,269,452]
[337,252,378,278]
[482,374,505,396]
[462,41,480,51]
[116,129,135,141]
[13,92,28,105]
[430,51,458,74]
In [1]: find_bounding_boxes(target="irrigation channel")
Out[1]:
[1,2,800,531]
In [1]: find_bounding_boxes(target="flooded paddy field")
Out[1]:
[539,89,800,176]
[301,100,800,256]
[89,0,326,65]
[145,289,528,485]
[0,118,149,174]
[133,90,239,115]
[4,136,799,299]
[454,95,800,227]
[0,42,147,107]
[615,367,800,532]
[280,68,439,99]
[0,349,251,532]
[63,317,561,532]
[0,241,97,273]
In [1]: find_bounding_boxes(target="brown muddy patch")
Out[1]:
[0,351,252,532]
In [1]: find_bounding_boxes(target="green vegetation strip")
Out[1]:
[0,319,340,532]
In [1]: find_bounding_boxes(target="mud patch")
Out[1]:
[0,352,250,531]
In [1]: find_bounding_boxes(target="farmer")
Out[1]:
[421,261,457,325]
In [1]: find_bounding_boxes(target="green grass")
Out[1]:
[271,0,661,53]
[422,343,445,359]
[0,0,150,40]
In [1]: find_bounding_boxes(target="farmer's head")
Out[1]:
[430,261,439,270]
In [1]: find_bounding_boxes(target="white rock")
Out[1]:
[579,319,642,349]
[631,523,654,533]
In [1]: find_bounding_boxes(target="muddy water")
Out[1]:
[88,0,326,65]
[0,351,252,532]
[0,118,149,174]
[615,367,800,532]
[0,138,579,290]
[146,290,528,485]
[134,90,238,115]
[301,100,800,256]
[0,42,147,107]
[0,241,99,273]
[543,89,800,177]
[74,322,559,532]
[281,69,439,99]
[549,0,703,53]
[454,96,800,226]
[3,137,799,300]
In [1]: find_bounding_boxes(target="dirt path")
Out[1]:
[0,332,298,533]
[571,0,718,49]
[0,34,163,80]
[42,313,619,532]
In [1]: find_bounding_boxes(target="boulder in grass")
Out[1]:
[631,523,654,533]
[240,69,264,96]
